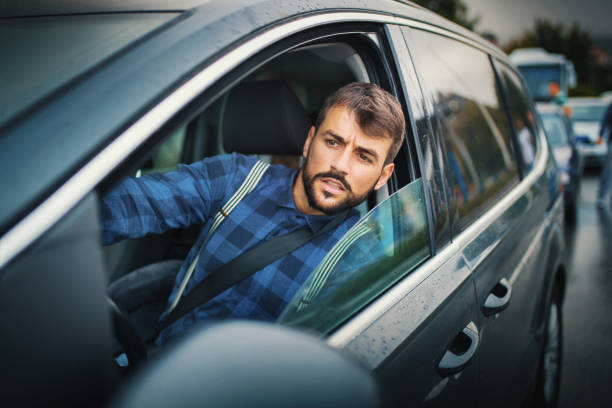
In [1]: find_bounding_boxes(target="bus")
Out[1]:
[510,47,577,103]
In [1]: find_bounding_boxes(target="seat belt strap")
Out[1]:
[167,160,270,314]
[160,209,348,330]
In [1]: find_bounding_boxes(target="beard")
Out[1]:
[301,161,377,215]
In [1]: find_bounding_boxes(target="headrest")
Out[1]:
[222,80,311,155]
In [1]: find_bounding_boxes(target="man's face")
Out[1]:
[297,105,394,215]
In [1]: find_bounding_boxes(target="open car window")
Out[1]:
[279,178,430,335]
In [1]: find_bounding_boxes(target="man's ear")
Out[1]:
[374,162,394,190]
[303,126,315,159]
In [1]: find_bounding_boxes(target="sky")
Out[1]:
[462,0,612,46]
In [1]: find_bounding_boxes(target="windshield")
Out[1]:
[518,65,562,101]
[569,105,607,122]
[541,113,569,147]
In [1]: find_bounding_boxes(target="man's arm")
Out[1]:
[101,153,254,245]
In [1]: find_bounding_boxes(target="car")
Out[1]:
[509,47,577,103]
[537,102,584,222]
[566,96,609,167]
[0,1,567,407]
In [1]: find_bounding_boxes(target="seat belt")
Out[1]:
[167,159,270,314]
[159,209,347,330]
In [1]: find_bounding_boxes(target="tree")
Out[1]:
[411,0,479,30]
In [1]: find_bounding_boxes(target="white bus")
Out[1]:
[510,47,577,102]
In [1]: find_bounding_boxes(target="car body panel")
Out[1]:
[0,1,566,406]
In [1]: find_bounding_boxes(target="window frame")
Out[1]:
[493,58,542,177]
[402,26,520,237]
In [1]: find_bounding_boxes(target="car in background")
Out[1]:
[1,1,566,407]
[537,102,584,222]
[566,97,609,167]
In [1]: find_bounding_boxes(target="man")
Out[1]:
[596,101,612,209]
[102,82,405,345]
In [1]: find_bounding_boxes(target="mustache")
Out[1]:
[314,171,352,192]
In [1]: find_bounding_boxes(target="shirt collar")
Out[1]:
[276,167,337,232]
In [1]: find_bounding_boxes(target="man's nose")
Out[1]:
[331,148,351,174]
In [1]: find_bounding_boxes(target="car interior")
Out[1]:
[102,36,401,365]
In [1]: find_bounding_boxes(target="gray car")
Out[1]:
[0,1,566,407]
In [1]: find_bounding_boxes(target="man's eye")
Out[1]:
[358,153,371,162]
[326,139,338,146]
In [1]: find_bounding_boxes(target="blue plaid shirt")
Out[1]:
[102,153,359,344]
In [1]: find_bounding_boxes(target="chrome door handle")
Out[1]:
[437,321,479,377]
[482,278,512,317]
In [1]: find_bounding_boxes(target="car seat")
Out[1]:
[107,80,312,348]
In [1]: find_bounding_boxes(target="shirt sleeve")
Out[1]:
[100,153,255,245]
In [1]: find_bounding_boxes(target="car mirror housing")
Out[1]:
[110,321,382,408]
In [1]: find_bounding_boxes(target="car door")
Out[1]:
[469,60,562,407]
[404,23,561,406]
[280,23,482,407]
[0,194,118,406]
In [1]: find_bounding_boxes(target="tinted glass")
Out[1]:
[279,178,429,334]
[409,30,518,232]
[541,114,569,147]
[569,105,607,122]
[497,62,539,171]
[0,13,178,127]
[518,65,562,101]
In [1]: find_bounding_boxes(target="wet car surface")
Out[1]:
[1,1,567,406]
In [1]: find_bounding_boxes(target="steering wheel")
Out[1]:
[108,297,148,369]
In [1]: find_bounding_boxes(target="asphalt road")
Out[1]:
[559,170,612,407]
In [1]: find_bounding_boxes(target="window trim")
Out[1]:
[0,11,413,270]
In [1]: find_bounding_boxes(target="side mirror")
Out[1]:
[111,321,382,408]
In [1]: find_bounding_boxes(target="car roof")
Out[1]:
[509,47,569,66]
[535,102,565,115]
[0,0,510,240]
[0,0,207,17]
[566,97,607,106]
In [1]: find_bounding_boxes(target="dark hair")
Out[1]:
[315,82,405,164]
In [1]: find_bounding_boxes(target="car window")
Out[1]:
[408,30,519,233]
[541,114,570,147]
[496,62,539,172]
[568,104,606,122]
[279,178,430,334]
[103,35,391,281]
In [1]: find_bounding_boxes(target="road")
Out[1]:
[560,170,612,407]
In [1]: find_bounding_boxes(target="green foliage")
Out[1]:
[412,0,479,30]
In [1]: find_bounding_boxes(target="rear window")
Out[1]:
[408,30,519,234]
[541,114,570,147]
[0,13,178,127]
[569,105,606,122]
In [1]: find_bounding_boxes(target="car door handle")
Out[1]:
[482,278,512,317]
[437,321,479,377]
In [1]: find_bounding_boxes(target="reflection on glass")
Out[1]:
[498,63,538,171]
[279,179,430,334]
[410,30,518,232]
